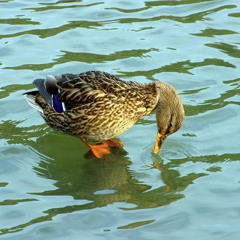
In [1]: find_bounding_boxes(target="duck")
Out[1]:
[24,71,184,158]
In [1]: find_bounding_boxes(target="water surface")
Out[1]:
[1,0,240,239]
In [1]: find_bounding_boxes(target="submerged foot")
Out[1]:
[103,139,123,148]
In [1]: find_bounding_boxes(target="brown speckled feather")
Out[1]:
[35,71,158,142]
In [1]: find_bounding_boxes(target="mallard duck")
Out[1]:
[24,71,184,158]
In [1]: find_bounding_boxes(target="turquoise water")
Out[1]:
[1,0,240,239]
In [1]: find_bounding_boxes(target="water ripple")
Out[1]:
[0,0,240,239]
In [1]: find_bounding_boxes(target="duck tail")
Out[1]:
[33,77,56,108]
[23,91,44,113]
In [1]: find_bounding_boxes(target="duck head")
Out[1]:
[153,81,184,153]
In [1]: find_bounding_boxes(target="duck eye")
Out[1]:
[169,122,173,127]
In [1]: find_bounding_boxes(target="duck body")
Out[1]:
[24,71,184,158]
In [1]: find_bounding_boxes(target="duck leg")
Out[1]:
[80,138,123,158]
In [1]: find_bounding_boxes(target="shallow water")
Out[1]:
[1,0,240,239]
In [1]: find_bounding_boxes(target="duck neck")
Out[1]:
[153,81,171,111]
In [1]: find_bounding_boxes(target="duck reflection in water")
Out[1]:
[29,132,189,211]
[33,154,185,211]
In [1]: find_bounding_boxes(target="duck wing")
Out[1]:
[56,71,145,104]
[56,71,157,117]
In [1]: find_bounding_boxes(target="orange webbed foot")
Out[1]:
[81,138,123,158]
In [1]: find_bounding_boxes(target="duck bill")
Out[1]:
[153,133,167,153]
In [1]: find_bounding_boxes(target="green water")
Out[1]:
[1,0,240,239]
